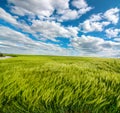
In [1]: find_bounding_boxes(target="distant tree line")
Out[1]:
[0,52,4,57]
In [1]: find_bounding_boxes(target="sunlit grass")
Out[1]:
[0,55,120,113]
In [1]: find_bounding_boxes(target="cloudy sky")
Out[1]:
[0,0,120,57]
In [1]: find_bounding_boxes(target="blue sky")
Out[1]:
[0,0,120,57]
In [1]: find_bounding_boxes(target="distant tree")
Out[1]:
[0,52,4,57]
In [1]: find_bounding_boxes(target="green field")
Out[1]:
[0,55,120,113]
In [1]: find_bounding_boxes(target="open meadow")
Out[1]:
[0,55,120,113]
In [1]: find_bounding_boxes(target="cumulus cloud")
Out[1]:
[0,8,18,25]
[51,0,69,13]
[114,38,120,42]
[71,35,120,57]
[72,0,87,9]
[10,6,33,16]
[80,8,120,32]
[81,20,110,32]
[60,9,79,21]
[0,25,120,57]
[0,7,79,41]
[89,14,102,21]
[9,0,54,17]
[0,26,73,55]
[72,35,104,53]
[0,7,35,34]
[80,14,110,32]
[72,0,92,14]
[105,28,120,38]
[59,0,92,21]
[0,26,35,48]
[104,8,120,24]
[31,20,79,40]
[8,0,92,21]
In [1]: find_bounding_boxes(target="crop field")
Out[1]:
[0,55,120,113]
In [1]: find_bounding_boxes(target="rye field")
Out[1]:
[0,55,120,113]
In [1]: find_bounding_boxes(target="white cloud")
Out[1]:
[8,0,92,21]
[72,0,88,9]
[58,9,90,22]
[59,7,92,21]
[0,26,73,55]
[80,18,110,32]
[71,35,120,57]
[52,0,69,13]
[0,8,18,25]
[105,28,120,38]
[8,0,69,18]
[104,8,120,24]
[0,26,120,57]
[0,7,79,41]
[72,0,92,15]
[8,0,54,17]
[10,6,33,16]
[31,20,79,40]
[0,26,35,47]
[80,8,120,33]
[71,35,104,53]
[89,14,102,21]
[114,38,120,42]
[60,9,79,21]
[78,7,92,15]
[0,7,35,34]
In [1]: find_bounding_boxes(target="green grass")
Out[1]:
[0,55,120,113]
